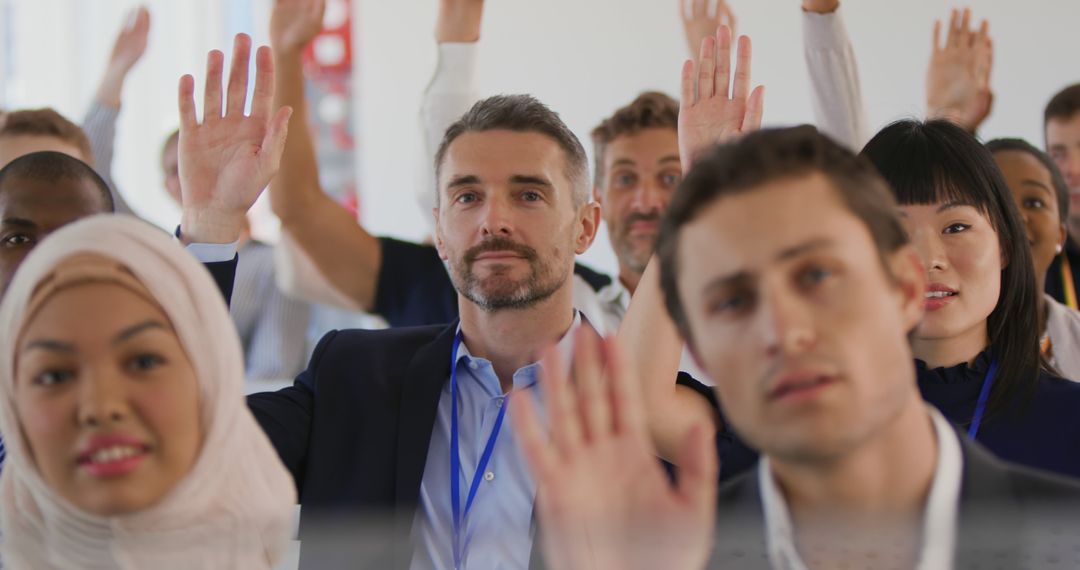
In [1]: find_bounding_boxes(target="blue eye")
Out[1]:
[455,192,479,204]
[521,191,542,202]
[614,173,637,188]
[660,173,681,187]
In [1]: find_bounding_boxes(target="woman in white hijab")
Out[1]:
[0,214,296,569]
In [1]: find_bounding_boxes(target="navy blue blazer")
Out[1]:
[247,322,460,566]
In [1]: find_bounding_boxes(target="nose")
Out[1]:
[761,284,818,360]
[76,370,128,428]
[910,227,949,274]
[630,181,667,214]
[479,194,513,238]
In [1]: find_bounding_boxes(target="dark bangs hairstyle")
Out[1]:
[860,119,1040,421]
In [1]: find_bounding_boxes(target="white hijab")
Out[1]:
[0,215,296,569]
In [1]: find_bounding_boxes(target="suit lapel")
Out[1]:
[954,437,1023,566]
[394,320,458,507]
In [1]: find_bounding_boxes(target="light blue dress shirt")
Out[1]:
[411,313,581,570]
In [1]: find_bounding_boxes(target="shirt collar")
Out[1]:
[453,311,585,389]
[596,278,631,310]
[758,406,962,570]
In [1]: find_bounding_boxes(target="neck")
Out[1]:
[771,395,938,530]
[1068,224,1080,249]
[912,322,989,369]
[618,266,643,295]
[457,284,576,393]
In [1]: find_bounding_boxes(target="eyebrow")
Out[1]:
[701,238,836,293]
[936,201,978,214]
[1020,179,1054,196]
[659,155,681,164]
[113,320,167,345]
[21,320,167,355]
[1,217,37,229]
[509,175,553,188]
[446,174,482,189]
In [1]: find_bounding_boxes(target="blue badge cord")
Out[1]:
[449,332,509,570]
[968,358,998,440]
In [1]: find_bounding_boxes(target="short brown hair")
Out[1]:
[1045,84,1080,127]
[590,91,679,188]
[657,126,907,349]
[434,94,590,206]
[0,108,94,165]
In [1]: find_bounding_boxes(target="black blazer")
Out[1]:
[708,435,1080,569]
[247,321,460,567]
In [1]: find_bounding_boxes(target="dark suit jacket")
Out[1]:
[247,321,460,567]
[204,256,237,303]
[708,435,1080,569]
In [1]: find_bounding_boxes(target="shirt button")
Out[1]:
[495,398,504,408]
[468,361,479,370]
[484,471,495,482]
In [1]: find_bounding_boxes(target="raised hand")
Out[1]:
[926,8,994,132]
[512,329,717,570]
[678,26,765,173]
[436,0,485,43]
[178,34,292,244]
[270,0,326,55]
[95,6,150,108]
[681,0,736,57]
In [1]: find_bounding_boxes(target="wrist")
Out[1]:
[94,69,128,109]
[180,208,247,245]
[802,0,840,14]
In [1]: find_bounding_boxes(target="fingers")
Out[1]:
[744,85,765,132]
[697,34,717,100]
[538,344,584,457]
[932,20,942,52]
[690,0,706,21]
[132,5,150,34]
[720,2,737,35]
[681,59,696,107]
[203,49,225,122]
[250,45,275,121]
[178,74,198,130]
[260,106,293,175]
[226,34,253,118]
[731,34,752,102]
[603,336,648,440]
[715,26,732,99]
[510,390,559,484]
[674,424,719,509]
[958,8,972,47]
[571,328,612,444]
[945,9,959,48]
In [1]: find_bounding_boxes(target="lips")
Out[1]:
[77,433,151,478]
[474,251,524,261]
[924,282,958,311]
[767,370,836,403]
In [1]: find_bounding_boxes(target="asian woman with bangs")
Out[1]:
[861,119,1080,479]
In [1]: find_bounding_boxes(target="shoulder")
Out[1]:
[571,262,614,293]
[310,324,449,373]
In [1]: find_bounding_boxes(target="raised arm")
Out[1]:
[177,33,292,246]
[926,8,994,133]
[680,0,736,58]
[268,0,383,310]
[83,5,150,215]
[801,0,870,151]
[418,0,486,222]
[618,258,719,462]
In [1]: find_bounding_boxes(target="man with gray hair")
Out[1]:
[248,92,602,568]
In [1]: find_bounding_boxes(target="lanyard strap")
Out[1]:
[1061,253,1078,311]
[449,332,509,570]
[967,358,998,439]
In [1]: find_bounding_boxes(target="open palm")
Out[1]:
[178,34,292,242]
[514,330,717,570]
[678,26,764,173]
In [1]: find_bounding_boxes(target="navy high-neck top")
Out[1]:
[916,351,1080,479]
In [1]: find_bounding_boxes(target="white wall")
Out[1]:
[3,0,1078,277]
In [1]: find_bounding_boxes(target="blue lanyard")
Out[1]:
[449,332,509,570]
[967,358,999,439]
